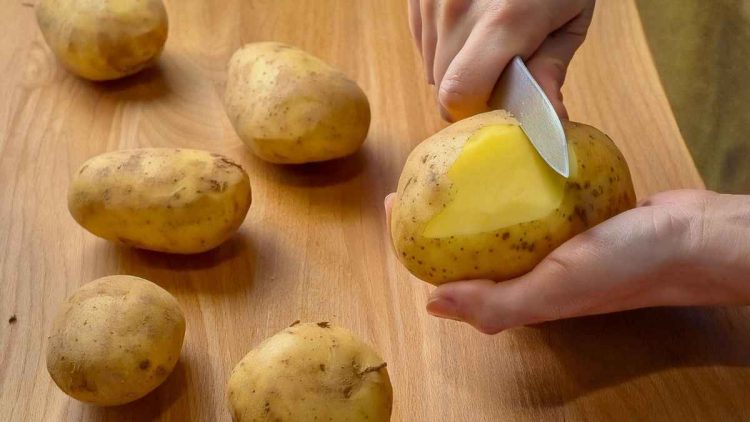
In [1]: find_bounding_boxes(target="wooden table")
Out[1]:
[2,0,749,420]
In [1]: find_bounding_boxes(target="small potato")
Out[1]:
[224,42,370,164]
[391,110,636,285]
[47,275,185,406]
[36,0,168,81]
[68,148,252,254]
[227,322,393,422]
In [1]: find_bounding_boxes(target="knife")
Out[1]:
[488,56,569,178]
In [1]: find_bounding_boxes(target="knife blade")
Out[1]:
[488,56,569,178]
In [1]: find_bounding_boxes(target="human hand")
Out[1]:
[385,189,750,334]
[408,0,595,120]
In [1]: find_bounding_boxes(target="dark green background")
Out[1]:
[636,0,750,193]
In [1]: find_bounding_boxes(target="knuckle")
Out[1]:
[441,0,471,23]
[543,253,574,280]
[438,77,471,113]
[484,0,537,28]
[472,315,504,335]
[438,77,466,110]
[438,75,476,118]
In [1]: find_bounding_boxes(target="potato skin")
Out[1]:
[391,110,636,285]
[68,148,252,254]
[224,42,370,164]
[36,0,168,81]
[46,275,185,406]
[227,322,393,422]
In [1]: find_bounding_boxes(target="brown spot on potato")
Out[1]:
[69,368,97,393]
[317,322,330,328]
[8,315,17,324]
[139,359,151,370]
[155,365,168,377]
[215,157,243,170]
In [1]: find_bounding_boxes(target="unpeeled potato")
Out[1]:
[36,0,168,81]
[227,322,392,422]
[68,148,252,254]
[224,42,370,164]
[47,275,185,406]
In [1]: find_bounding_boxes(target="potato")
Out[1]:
[227,322,392,422]
[391,110,636,285]
[68,148,252,254]
[36,0,168,81]
[224,42,370,164]
[47,275,185,406]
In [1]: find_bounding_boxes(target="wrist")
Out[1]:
[684,193,750,301]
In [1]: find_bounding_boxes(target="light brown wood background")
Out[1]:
[2,0,749,421]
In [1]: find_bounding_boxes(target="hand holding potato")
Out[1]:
[409,0,595,120]
[386,190,750,333]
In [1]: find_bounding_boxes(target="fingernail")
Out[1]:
[384,193,395,208]
[427,296,461,321]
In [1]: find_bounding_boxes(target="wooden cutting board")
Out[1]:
[2,0,749,420]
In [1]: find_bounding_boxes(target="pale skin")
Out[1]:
[388,0,750,334]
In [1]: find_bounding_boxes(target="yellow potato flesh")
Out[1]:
[424,125,566,238]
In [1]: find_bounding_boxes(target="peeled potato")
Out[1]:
[391,110,636,285]
[36,0,168,81]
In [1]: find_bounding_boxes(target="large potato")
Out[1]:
[47,275,185,406]
[391,110,636,285]
[36,0,168,81]
[68,148,252,254]
[227,322,393,422]
[224,42,370,164]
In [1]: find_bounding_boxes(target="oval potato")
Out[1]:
[47,275,185,406]
[227,322,393,422]
[391,110,636,285]
[224,42,370,164]
[68,148,252,254]
[36,0,168,81]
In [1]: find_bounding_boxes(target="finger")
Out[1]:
[384,193,397,254]
[384,193,396,226]
[432,0,473,86]
[437,0,589,121]
[408,0,422,51]
[437,22,525,121]
[526,4,595,118]
[420,0,439,84]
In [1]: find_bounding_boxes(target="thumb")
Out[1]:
[426,207,682,334]
[426,261,573,334]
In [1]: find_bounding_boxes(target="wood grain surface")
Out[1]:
[2,0,748,421]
